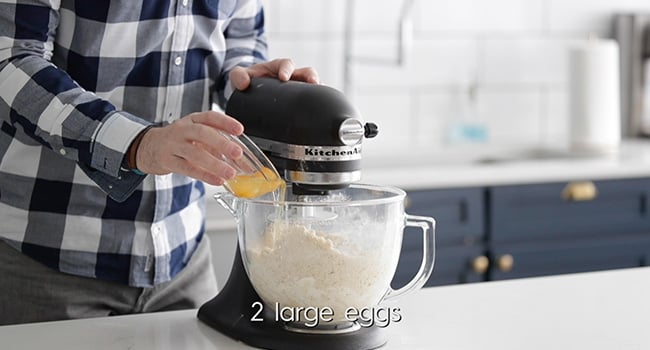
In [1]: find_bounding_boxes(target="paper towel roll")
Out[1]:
[568,38,621,154]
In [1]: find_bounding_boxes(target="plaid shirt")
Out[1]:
[0,0,267,287]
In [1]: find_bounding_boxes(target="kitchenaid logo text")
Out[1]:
[304,147,361,157]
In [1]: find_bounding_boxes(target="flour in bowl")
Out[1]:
[246,221,398,324]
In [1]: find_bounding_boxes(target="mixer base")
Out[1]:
[197,247,388,350]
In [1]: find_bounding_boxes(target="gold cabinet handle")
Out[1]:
[561,181,598,202]
[497,254,514,272]
[471,255,489,274]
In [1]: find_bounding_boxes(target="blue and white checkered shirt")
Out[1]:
[0,0,267,287]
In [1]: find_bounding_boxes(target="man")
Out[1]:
[0,0,318,325]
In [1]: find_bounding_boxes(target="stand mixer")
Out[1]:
[223,77,378,195]
[197,78,434,350]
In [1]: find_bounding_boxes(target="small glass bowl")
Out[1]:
[218,131,284,199]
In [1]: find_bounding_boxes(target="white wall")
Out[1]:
[261,0,650,158]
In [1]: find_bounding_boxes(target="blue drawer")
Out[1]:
[404,187,485,247]
[489,234,650,280]
[490,178,650,243]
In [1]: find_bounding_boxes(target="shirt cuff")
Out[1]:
[90,111,152,178]
[77,111,153,202]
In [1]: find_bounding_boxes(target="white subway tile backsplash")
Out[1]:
[346,0,407,35]
[413,0,545,33]
[353,93,413,157]
[548,0,650,36]
[267,37,344,89]
[478,89,543,146]
[350,38,478,89]
[259,0,638,153]
[481,37,571,85]
[262,0,346,35]
[416,91,465,148]
[543,89,570,148]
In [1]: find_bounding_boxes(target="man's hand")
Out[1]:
[229,58,320,91]
[135,111,244,186]
[133,58,320,185]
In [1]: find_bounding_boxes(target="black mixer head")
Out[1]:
[226,77,378,195]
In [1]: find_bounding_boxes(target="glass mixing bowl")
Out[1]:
[215,183,435,329]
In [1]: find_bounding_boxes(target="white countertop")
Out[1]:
[360,139,650,190]
[2,267,649,350]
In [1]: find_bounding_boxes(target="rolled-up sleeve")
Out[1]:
[0,1,150,201]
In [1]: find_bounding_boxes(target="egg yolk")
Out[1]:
[225,166,285,199]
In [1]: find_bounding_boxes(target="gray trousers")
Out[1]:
[0,236,218,325]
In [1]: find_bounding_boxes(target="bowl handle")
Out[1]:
[383,214,436,301]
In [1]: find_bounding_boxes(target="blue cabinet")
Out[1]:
[490,178,650,243]
[392,177,650,287]
[488,235,650,280]
[488,178,650,281]
[391,187,488,288]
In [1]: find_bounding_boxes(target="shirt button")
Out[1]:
[174,56,182,66]
[182,0,188,6]
[59,148,66,156]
